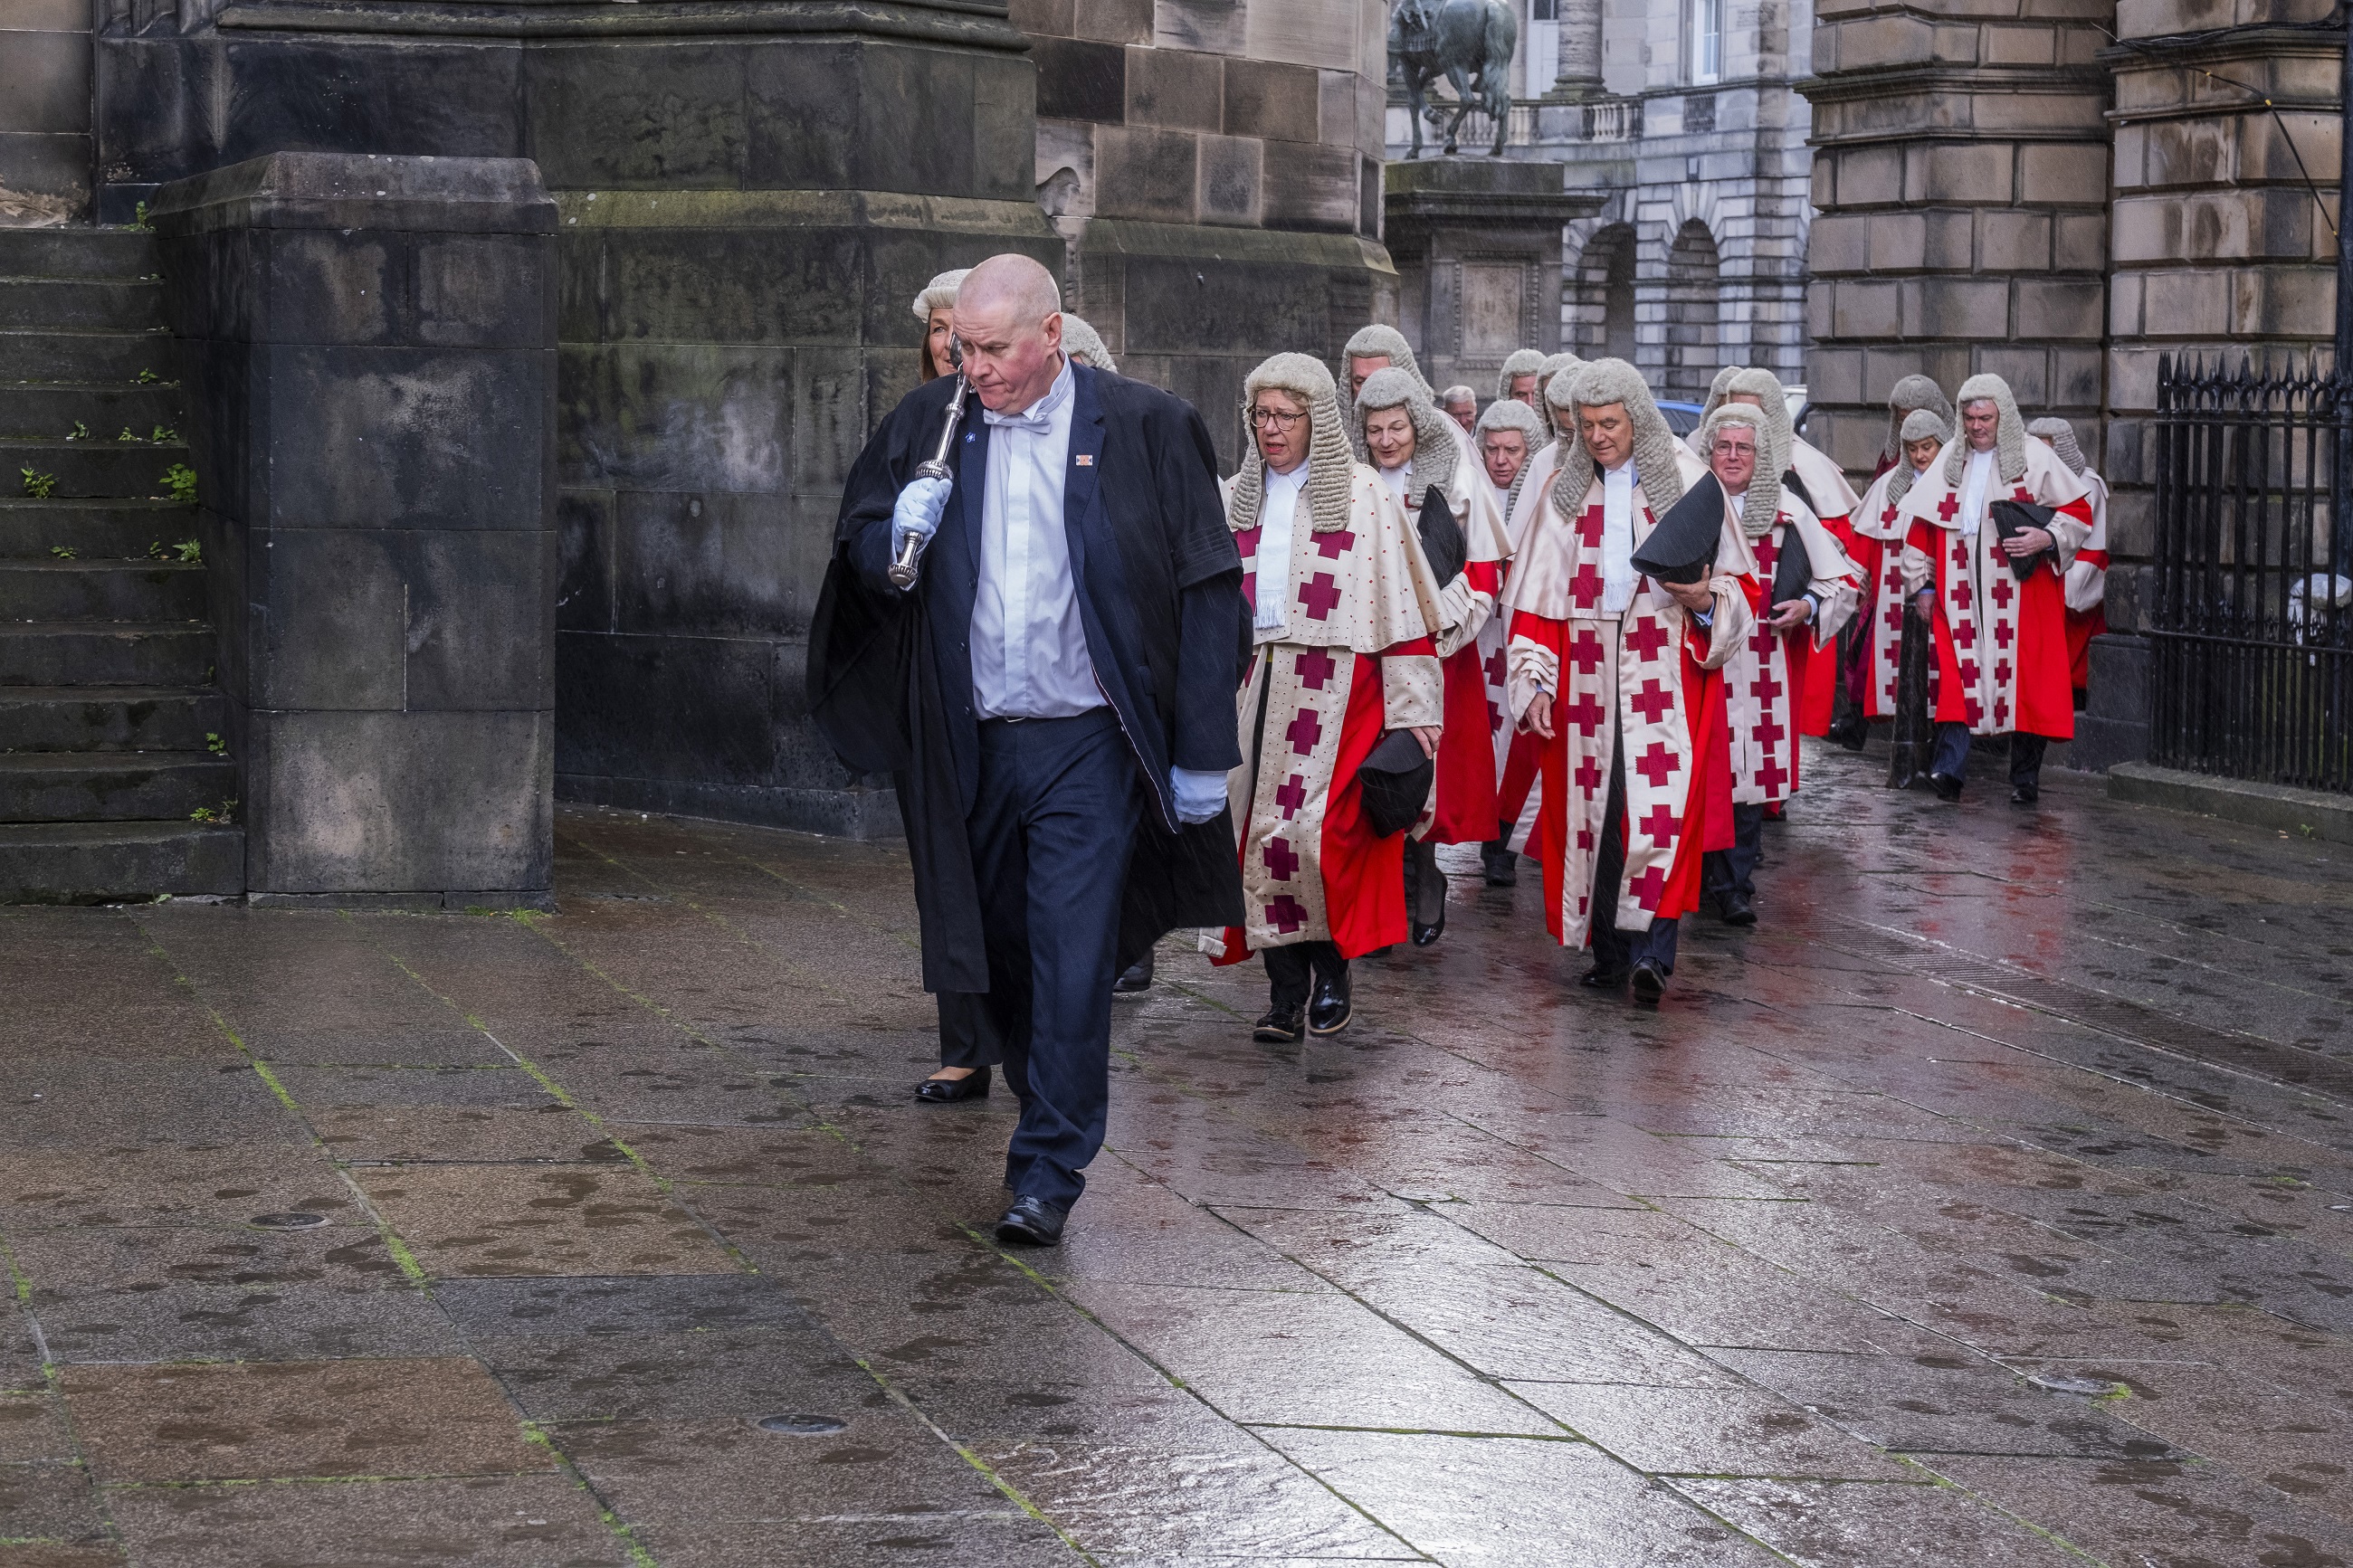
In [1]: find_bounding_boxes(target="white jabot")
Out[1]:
[1255,461,1310,633]
[1601,460,1638,614]
[1379,459,1413,506]
[973,357,1100,719]
[1958,448,1994,538]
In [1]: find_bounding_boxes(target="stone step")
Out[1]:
[0,385,186,442]
[0,622,213,686]
[4,438,193,501]
[0,750,234,822]
[0,329,174,385]
[0,278,166,334]
[0,560,207,622]
[0,499,200,561]
[0,819,244,904]
[0,229,158,283]
[0,686,223,752]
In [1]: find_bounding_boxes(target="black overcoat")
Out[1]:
[807,363,1248,993]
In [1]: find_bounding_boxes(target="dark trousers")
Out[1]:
[969,709,1139,1210]
[934,992,1001,1071]
[1702,802,1767,900]
[1590,740,1681,974]
[1263,940,1346,1010]
[1930,723,2048,793]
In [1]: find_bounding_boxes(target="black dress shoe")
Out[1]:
[914,1065,990,1103]
[1826,716,1867,752]
[1929,772,1964,802]
[2010,785,2039,805]
[1253,1005,1305,1043]
[1719,889,1757,927]
[1410,906,1446,946]
[1630,957,1668,1004]
[1113,951,1155,993]
[1578,965,1627,991]
[1307,973,1352,1036]
[1481,840,1519,887]
[996,1194,1068,1246]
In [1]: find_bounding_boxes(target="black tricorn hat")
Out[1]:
[1769,518,1814,607]
[1416,490,1469,586]
[1631,471,1724,585]
[1989,499,2055,583]
[1356,729,1434,839]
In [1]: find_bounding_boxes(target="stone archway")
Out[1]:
[1567,222,1638,364]
[1662,219,1721,401]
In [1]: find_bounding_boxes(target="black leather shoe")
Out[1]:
[1578,965,1627,991]
[915,1066,990,1103]
[1719,889,1757,927]
[1929,772,1964,802]
[1410,906,1446,946]
[1826,716,1867,752]
[1253,1005,1305,1043]
[1630,958,1668,1004]
[1481,840,1519,887]
[996,1194,1068,1246]
[1307,974,1352,1036]
[1113,951,1155,993]
[2010,785,2039,805]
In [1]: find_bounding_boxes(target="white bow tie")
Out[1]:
[983,404,1053,434]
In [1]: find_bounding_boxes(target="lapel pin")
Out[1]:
[1075,454,1093,467]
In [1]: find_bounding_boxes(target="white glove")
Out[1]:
[1171,767,1228,825]
[891,476,952,564]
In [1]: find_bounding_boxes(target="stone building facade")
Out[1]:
[1798,0,2342,750]
[1386,0,1819,401]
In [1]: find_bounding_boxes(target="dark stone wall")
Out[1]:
[150,152,558,905]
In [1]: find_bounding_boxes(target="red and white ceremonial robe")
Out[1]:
[1212,465,1446,962]
[1786,437,1862,737]
[1851,461,1929,721]
[1487,442,1568,850]
[2063,469,2110,691]
[1418,461,1512,844]
[1728,497,1860,807]
[1897,438,2093,740]
[1502,446,1754,949]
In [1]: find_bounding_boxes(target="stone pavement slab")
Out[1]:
[2,748,2351,1563]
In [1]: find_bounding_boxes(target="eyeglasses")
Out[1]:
[1243,405,1305,432]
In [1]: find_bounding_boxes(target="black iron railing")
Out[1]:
[2149,356,2352,793]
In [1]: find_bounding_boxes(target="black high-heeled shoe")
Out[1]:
[914,1065,991,1103]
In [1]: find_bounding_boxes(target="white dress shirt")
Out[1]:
[1255,461,1310,634]
[1958,448,1994,538]
[973,357,1101,719]
[1600,459,1637,614]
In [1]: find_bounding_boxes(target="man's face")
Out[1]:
[1710,425,1758,493]
[1903,434,1941,472]
[951,296,1063,413]
[1962,399,1998,452]
[1481,428,1528,490]
[1508,374,1538,406]
[1578,403,1634,470]
[1445,397,1476,433]
[1364,406,1415,471]
[1729,392,1764,409]
[1252,390,1310,473]
[1348,356,1389,399]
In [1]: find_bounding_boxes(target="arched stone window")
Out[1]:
[1569,223,1638,363]
[1662,220,1720,401]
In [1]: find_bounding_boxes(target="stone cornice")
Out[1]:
[2097,23,2343,72]
[214,0,1027,46]
[1797,62,2111,109]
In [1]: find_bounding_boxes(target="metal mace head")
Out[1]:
[890,336,969,589]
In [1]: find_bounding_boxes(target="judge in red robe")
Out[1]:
[1896,374,2094,804]
[1210,354,1447,1041]
[1502,358,1753,1004]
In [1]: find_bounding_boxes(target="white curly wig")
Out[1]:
[910,268,967,324]
[1232,353,1357,535]
[1061,314,1116,375]
[1342,324,1429,393]
[1352,366,1459,514]
[1496,348,1548,403]
[1945,373,2026,486]
[1550,357,1687,522]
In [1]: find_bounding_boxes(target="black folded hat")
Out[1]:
[1631,472,1723,585]
[1988,499,2055,583]
[1356,729,1434,839]
[1769,518,1814,607]
[1415,490,1469,585]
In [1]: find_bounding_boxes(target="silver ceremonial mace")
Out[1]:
[889,347,968,590]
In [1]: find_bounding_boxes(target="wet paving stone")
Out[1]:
[1,774,2348,1559]
[60,1358,551,1483]
[348,1164,738,1278]
[103,1474,628,1567]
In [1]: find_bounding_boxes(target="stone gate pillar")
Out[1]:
[151,153,558,908]
[1384,159,1598,396]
